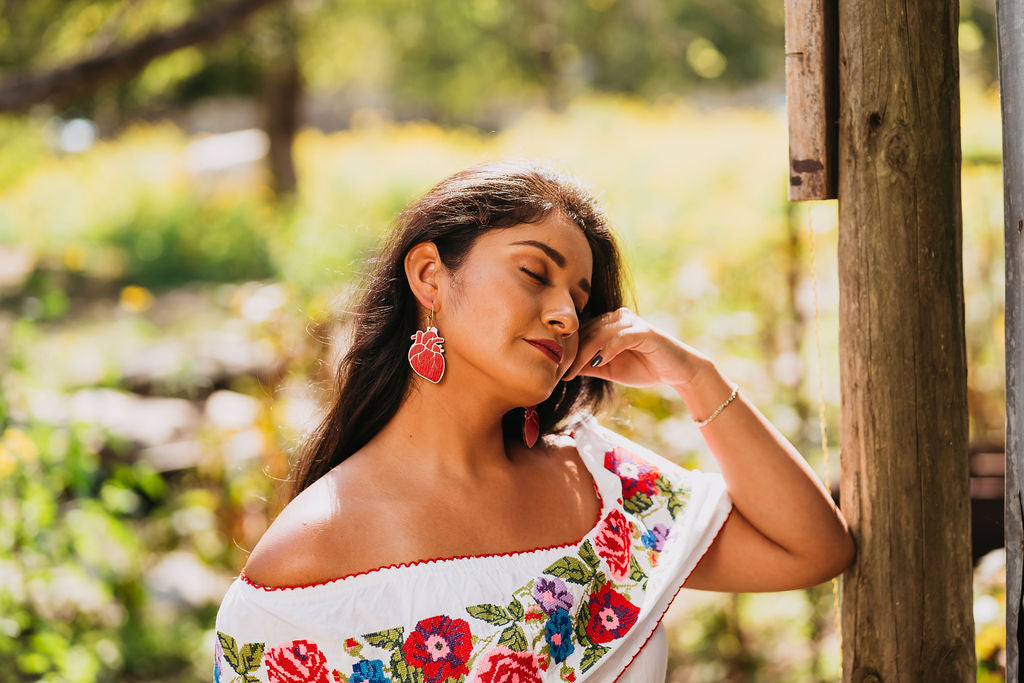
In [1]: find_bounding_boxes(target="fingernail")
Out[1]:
[590,353,603,367]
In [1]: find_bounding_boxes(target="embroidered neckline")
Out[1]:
[240,424,608,592]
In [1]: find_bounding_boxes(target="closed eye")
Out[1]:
[521,267,586,317]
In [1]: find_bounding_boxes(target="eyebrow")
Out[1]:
[511,240,592,294]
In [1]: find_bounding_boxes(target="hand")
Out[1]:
[560,307,709,388]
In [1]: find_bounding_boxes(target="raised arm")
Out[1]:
[560,307,855,592]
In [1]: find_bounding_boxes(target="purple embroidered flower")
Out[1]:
[351,659,390,683]
[543,608,575,663]
[214,640,222,683]
[641,523,670,552]
[532,576,573,615]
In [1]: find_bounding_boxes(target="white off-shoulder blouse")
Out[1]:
[213,414,733,683]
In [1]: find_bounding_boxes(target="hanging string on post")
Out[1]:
[805,201,842,666]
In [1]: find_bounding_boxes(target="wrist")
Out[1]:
[670,360,737,422]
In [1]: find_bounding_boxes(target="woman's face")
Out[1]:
[438,212,594,405]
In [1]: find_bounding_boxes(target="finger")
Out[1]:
[570,324,646,379]
[562,314,633,381]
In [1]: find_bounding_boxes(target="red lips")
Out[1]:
[526,339,562,363]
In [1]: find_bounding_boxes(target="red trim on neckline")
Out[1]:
[612,502,736,682]
[241,443,607,592]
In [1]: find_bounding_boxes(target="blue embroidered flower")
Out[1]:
[351,658,390,683]
[641,523,670,552]
[544,608,575,663]
[532,576,573,614]
[214,640,222,683]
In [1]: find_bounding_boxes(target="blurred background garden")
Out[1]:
[0,0,1008,680]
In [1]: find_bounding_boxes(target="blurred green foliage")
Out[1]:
[0,0,1001,127]
[0,71,1008,683]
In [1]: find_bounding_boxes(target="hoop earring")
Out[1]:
[408,303,445,383]
[523,405,539,448]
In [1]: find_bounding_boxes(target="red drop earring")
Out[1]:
[522,405,539,448]
[408,303,445,383]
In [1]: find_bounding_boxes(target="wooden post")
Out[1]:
[784,0,838,200]
[836,0,976,678]
[997,0,1024,672]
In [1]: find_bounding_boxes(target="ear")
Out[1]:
[404,241,444,316]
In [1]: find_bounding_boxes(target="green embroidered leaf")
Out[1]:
[590,573,607,594]
[667,490,690,519]
[623,492,654,515]
[577,540,601,570]
[506,597,524,621]
[242,675,259,683]
[333,669,349,683]
[543,556,594,585]
[629,555,648,582]
[580,644,609,672]
[238,643,265,674]
[654,474,673,495]
[574,602,592,648]
[390,647,424,683]
[363,627,404,651]
[560,663,578,681]
[498,624,528,652]
[217,632,243,674]
[467,603,514,626]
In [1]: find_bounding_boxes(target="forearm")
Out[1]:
[671,357,852,562]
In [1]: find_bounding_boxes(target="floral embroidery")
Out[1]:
[641,523,670,552]
[604,446,659,499]
[214,639,223,683]
[585,583,640,644]
[265,640,331,683]
[473,646,543,683]
[532,576,573,614]
[350,659,390,683]
[402,615,473,683]
[593,509,633,582]
[544,608,576,663]
[216,427,703,682]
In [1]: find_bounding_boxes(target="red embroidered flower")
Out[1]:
[594,509,632,582]
[265,640,331,683]
[473,646,543,683]
[585,583,640,644]
[603,447,659,499]
[403,615,473,683]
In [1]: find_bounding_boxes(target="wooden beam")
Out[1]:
[784,0,838,200]
[836,0,976,677]
[997,0,1024,671]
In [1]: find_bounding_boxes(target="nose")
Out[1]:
[545,299,580,338]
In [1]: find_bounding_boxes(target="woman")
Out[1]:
[214,159,855,682]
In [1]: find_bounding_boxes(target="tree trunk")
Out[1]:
[997,0,1024,672]
[260,7,301,198]
[836,0,976,678]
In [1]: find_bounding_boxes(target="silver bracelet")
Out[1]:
[693,385,739,427]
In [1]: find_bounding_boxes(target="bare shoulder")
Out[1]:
[529,431,602,522]
[241,464,379,589]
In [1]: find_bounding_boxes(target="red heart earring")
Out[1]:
[522,405,539,448]
[408,303,445,383]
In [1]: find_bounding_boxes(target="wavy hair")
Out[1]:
[290,159,635,499]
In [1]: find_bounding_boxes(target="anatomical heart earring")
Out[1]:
[408,303,445,383]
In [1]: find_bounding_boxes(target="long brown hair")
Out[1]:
[289,159,635,499]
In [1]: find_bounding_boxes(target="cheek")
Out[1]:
[563,336,580,366]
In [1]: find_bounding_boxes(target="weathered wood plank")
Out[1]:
[997,0,1024,672]
[836,0,976,678]
[784,0,838,200]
